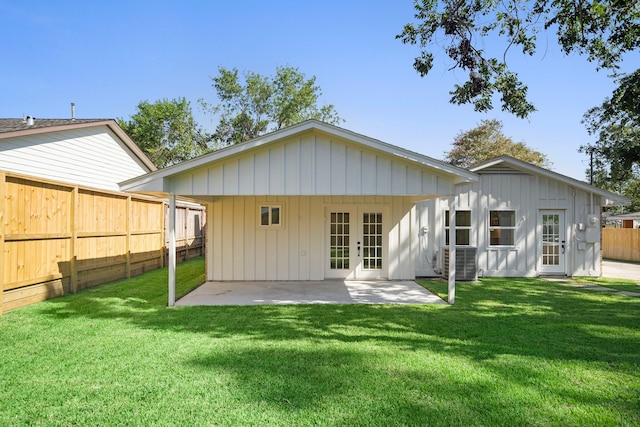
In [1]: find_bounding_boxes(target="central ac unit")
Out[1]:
[441,246,477,281]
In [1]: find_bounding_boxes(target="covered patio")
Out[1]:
[175,280,446,305]
[120,120,478,306]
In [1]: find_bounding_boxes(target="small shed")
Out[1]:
[121,120,478,304]
[416,156,630,278]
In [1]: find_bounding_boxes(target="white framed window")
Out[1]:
[259,205,282,227]
[445,210,472,245]
[489,210,516,246]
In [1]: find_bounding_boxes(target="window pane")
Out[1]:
[457,211,471,226]
[271,207,280,225]
[456,229,470,245]
[490,229,514,246]
[261,206,269,226]
[490,210,515,226]
[445,210,471,226]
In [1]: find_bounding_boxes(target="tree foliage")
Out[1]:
[582,69,640,177]
[581,69,640,210]
[202,66,342,146]
[397,0,640,118]
[444,119,550,168]
[118,98,211,168]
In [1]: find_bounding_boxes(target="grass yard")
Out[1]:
[1,257,639,426]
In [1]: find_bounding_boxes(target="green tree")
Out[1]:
[118,98,211,168]
[581,69,639,210]
[582,69,640,177]
[202,66,342,146]
[444,119,550,168]
[397,1,640,118]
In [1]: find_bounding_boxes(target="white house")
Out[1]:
[415,156,630,279]
[120,121,630,305]
[120,120,478,303]
[0,118,156,190]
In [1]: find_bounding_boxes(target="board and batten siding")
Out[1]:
[0,127,150,191]
[206,195,418,281]
[171,133,455,197]
[416,170,604,277]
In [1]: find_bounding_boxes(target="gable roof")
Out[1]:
[470,155,630,206]
[120,119,478,195]
[0,118,157,171]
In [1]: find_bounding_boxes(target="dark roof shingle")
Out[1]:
[0,118,111,134]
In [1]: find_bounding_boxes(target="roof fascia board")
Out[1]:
[105,121,157,171]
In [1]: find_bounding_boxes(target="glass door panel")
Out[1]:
[362,212,383,270]
[539,210,565,274]
[329,212,350,270]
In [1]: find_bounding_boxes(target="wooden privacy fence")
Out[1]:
[164,202,206,265]
[0,171,205,314]
[602,228,640,262]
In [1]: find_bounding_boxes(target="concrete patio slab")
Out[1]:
[175,280,446,306]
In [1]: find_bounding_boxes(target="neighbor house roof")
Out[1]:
[120,119,478,195]
[604,211,640,220]
[0,118,157,171]
[470,155,631,206]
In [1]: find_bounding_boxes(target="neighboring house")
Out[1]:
[416,156,630,279]
[0,118,156,190]
[603,212,640,228]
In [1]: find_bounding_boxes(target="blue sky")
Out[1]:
[1,0,634,180]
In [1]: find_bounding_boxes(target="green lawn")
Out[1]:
[1,257,639,426]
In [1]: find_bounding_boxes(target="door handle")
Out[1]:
[561,240,565,254]
[357,241,361,257]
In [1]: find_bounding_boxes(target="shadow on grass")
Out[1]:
[20,262,640,424]
[34,267,640,366]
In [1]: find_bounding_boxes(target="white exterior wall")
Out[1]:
[206,195,418,281]
[0,127,150,191]
[416,171,604,277]
[171,132,454,197]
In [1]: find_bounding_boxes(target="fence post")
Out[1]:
[69,186,78,294]
[184,205,190,260]
[0,171,5,314]
[125,195,131,278]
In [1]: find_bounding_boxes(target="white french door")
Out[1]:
[539,210,566,274]
[325,207,387,279]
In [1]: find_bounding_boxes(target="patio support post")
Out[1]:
[168,193,176,306]
[448,196,456,304]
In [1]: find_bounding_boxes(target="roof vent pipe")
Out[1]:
[26,116,34,126]
[71,102,75,120]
